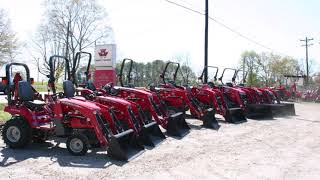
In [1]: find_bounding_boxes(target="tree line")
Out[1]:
[114,59,197,87]
[0,0,318,88]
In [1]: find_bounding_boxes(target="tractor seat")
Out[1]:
[63,80,75,98]
[25,100,46,110]
[18,81,46,110]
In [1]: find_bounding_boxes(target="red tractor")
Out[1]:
[1,57,144,161]
[234,69,295,116]
[72,54,189,137]
[218,68,274,119]
[195,66,247,124]
[71,52,165,147]
[150,61,220,130]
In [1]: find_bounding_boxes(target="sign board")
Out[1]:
[94,69,117,88]
[94,44,116,68]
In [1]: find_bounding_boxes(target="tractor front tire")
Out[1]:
[66,132,89,156]
[2,117,32,148]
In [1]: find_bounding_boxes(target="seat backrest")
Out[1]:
[18,81,34,101]
[63,80,75,98]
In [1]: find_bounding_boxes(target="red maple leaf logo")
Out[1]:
[98,49,108,57]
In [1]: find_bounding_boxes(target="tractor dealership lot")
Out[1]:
[0,102,320,180]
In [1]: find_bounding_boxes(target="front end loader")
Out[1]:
[1,60,143,161]
[152,61,220,130]
[49,55,144,160]
[197,66,247,124]
[219,68,273,119]
[235,69,295,117]
[71,52,165,147]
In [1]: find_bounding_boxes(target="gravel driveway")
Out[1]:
[0,102,319,180]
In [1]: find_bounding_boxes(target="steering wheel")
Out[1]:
[103,83,120,96]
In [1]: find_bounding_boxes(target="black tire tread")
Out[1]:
[2,117,32,148]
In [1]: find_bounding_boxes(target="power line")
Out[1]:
[163,0,287,55]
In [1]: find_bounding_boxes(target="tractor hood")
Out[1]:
[60,98,101,111]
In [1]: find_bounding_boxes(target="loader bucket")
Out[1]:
[166,112,190,137]
[280,102,295,116]
[139,121,166,147]
[107,129,144,161]
[202,108,221,130]
[225,107,247,124]
[246,104,273,119]
[265,104,287,117]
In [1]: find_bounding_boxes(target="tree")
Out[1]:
[0,9,18,64]
[31,0,111,81]
[173,53,197,85]
[239,51,261,87]
[239,50,300,87]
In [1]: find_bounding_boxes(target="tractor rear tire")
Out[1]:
[2,117,32,148]
[66,132,89,156]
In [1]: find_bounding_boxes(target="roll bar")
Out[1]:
[71,51,92,85]
[218,68,237,85]
[199,66,219,83]
[119,58,134,87]
[48,55,70,93]
[160,61,180,84]
[4,63,31,105]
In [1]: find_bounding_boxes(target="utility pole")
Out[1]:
[204,0,209,83]
[300,37,313,86]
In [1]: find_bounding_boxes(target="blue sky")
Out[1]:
[0,0,319,78]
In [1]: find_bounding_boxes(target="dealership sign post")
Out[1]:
[94,44,117,87]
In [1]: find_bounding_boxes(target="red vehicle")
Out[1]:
[1,57,143,161]
[195,66,247,123]
[234,69,295,116]
[151,62,220,130]
[218,68,274,119]
[71,52,165,147]
[72,55,189,137]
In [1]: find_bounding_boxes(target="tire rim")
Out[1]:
[6,126,21,143]
[69,138,83,153]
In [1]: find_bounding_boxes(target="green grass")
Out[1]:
[0,103,11,122]
[33,82,63,92]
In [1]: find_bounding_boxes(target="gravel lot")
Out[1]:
[0,102,320,180]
